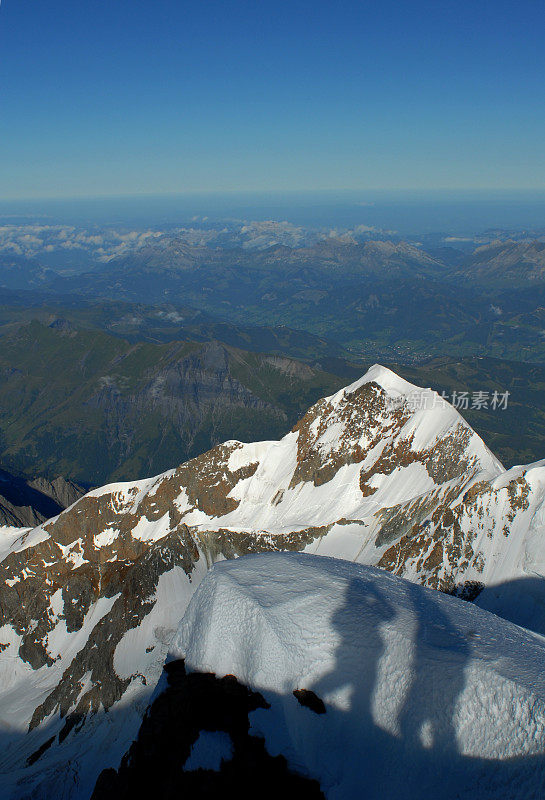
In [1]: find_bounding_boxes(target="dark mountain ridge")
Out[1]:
[0,467,84,527]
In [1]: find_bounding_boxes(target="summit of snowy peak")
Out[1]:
[339,363,421,401]
[325,364,463,430]
[292,363,502,483]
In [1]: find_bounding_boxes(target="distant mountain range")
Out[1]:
[0,314,544,486]
[5,237,545,364]
[0,254,55,291]
[458,240,545,285]
[4,235,545,494]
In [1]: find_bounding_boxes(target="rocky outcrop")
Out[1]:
[0,468,84,528]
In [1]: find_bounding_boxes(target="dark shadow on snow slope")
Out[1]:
[476,575,545,638]
[308,575,473,797]
[3,572,545,799]
[305,571,545,798]
[309,578,397,799]
[397,579,470,755]
[91,570,545,800]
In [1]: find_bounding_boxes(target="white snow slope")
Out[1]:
[172,552,545,800]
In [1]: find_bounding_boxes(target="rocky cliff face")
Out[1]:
[2,365,545,798]
[0,468,84,528]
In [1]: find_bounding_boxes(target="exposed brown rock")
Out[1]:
[293,689,326,714]
[290,382,410,489]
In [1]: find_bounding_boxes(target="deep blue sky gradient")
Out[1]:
[1,0,544,198]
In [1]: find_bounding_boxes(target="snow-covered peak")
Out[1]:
[338,362,421,400]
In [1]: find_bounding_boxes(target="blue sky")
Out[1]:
[1,0,544,199]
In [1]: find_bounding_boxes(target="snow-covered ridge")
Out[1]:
[170,553,545,798]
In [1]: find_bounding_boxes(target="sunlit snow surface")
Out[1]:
[172,552,545,799]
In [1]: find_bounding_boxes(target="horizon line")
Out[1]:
[2,187,545,204]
